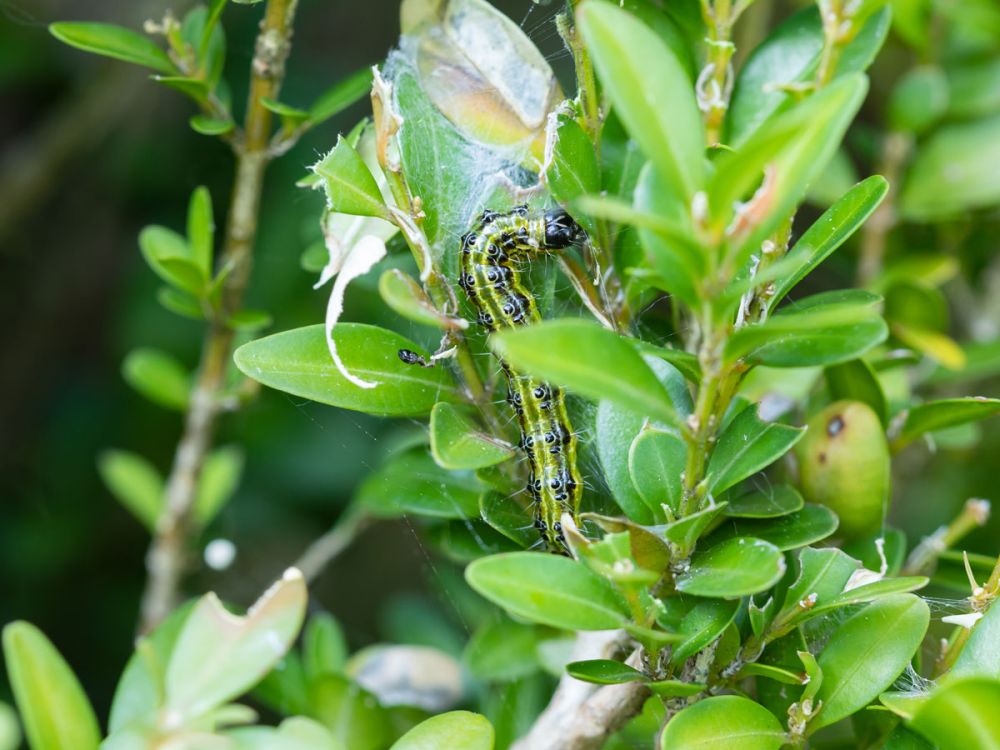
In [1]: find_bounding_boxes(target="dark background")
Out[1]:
[1,0,998,723]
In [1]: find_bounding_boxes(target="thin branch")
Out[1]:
[294,505,372,583]
[139,0,301,634]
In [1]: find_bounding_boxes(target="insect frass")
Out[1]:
[458,206,585,552]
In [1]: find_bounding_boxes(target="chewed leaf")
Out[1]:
[164,568,307,722]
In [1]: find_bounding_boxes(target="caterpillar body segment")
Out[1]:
[458,206,585,551]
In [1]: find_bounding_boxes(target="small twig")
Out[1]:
[139,0,300,634]
[294,505,372,583]
[902,498,991,576]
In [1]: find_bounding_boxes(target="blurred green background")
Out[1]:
[1,0,998,724]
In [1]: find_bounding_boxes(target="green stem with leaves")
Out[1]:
[139,0,300,634]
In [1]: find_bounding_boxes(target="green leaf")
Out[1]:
[628,426,686,517]
[892,397,1000,451]
[726,485,804,518]
[389,711,494,750]
[675,538,786,598]
[194,445,243,526]
[308,674,389,750]
[825,358,889,425]
[466,553,629,630]
[3,621,100,750]
[229,717,345,750]
[158,287,204,319]
[597,400,656,525]
[888,65,949,134]
[122,348,190,411]
[815,576,928,615]
[726,290,888,368]
[812,594,930,730]
[260,96,309,122]
[358,447,482,520]
[770,176,889,309]
[138,225,207,296]
[98,450,163,530]
[186,186,214,276]
[948,59,1000,119]
[234,324,456,417]
[379,268,465,330]
[711,74,869,264]
[670,599,740,667]
[49,22,174,73]
[464,619,541,682]
[0,702,19,750]
[479,491,537,548]
[152,75,210,101]
[309,67,373,124]
[577,0,704,199]
[882,726,934,750]
[312,135,388,218]
[901,114,1000,220]
[566,660,647,685]
[303,613,348,680]
[709,504,839,551]
[228,309,272,332]
[661,503,729,556]
[779,547,859,622]
[545,116,600,233]
[707,404,805,494]
[491,319,681,428]
[430,403,516,471]
[164,570,307,722]
[659,695,786,750]
[951,600,1000,681]
[910,677,1000,750]
[189,114,234,135]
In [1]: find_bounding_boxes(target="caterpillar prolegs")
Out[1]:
[458,206,585,551]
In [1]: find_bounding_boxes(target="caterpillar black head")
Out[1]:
[543,209,586,248]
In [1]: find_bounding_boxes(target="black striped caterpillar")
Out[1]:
[458,206,585,551]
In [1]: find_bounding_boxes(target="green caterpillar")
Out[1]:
[458,206,585,551]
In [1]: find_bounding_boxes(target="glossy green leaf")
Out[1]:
[951,600,1000,681]
[770,176,889,309]
[165,570,307,722]
[379,268,464,330]
[152,75,210,101]
[545,116,599,233]
[158,287,204,319]
[566,659,647,685]
[3,621,100,750]
[464,619,541,682]
[303,613,348,679]
[234,324,456,417]
[194,445,243,526]
[390,711,494,750]
[727,6,888,146]
[707,404,805,494]
[661,503,729,556]
[49,22,174,73]
[812,594,930,730]
[675,538,786,598]
[628,426,686,516]
[597,400,656,525]
[358,447,482,520]
[189,114,234,135]
[883,726,935,750]
[727,485,804,518]
[312,135,388,219]
[670,599,740,667]
[491,319,681,427]
[910,677,1000,750]
[122,348,190,411]
[138,225,207,296]
[816,576,928,615]
[660,695,786,750]
[0,702,18,750]
[709,504,838,551]
[727,290,888,368]
[98,450,163,530]
[186,187,214,277]
[779,547,859,622]
[479,492,536,548]
[712,75,869,264]
[466,553,629,630]
[902,114,1000,220]
[260,96,309,122]
[892,397,1000,451]
[825,358,888,425]
[430,403,515,470]
[577,0,704,199]
[309,67,373,124]
[228,309,272,332]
